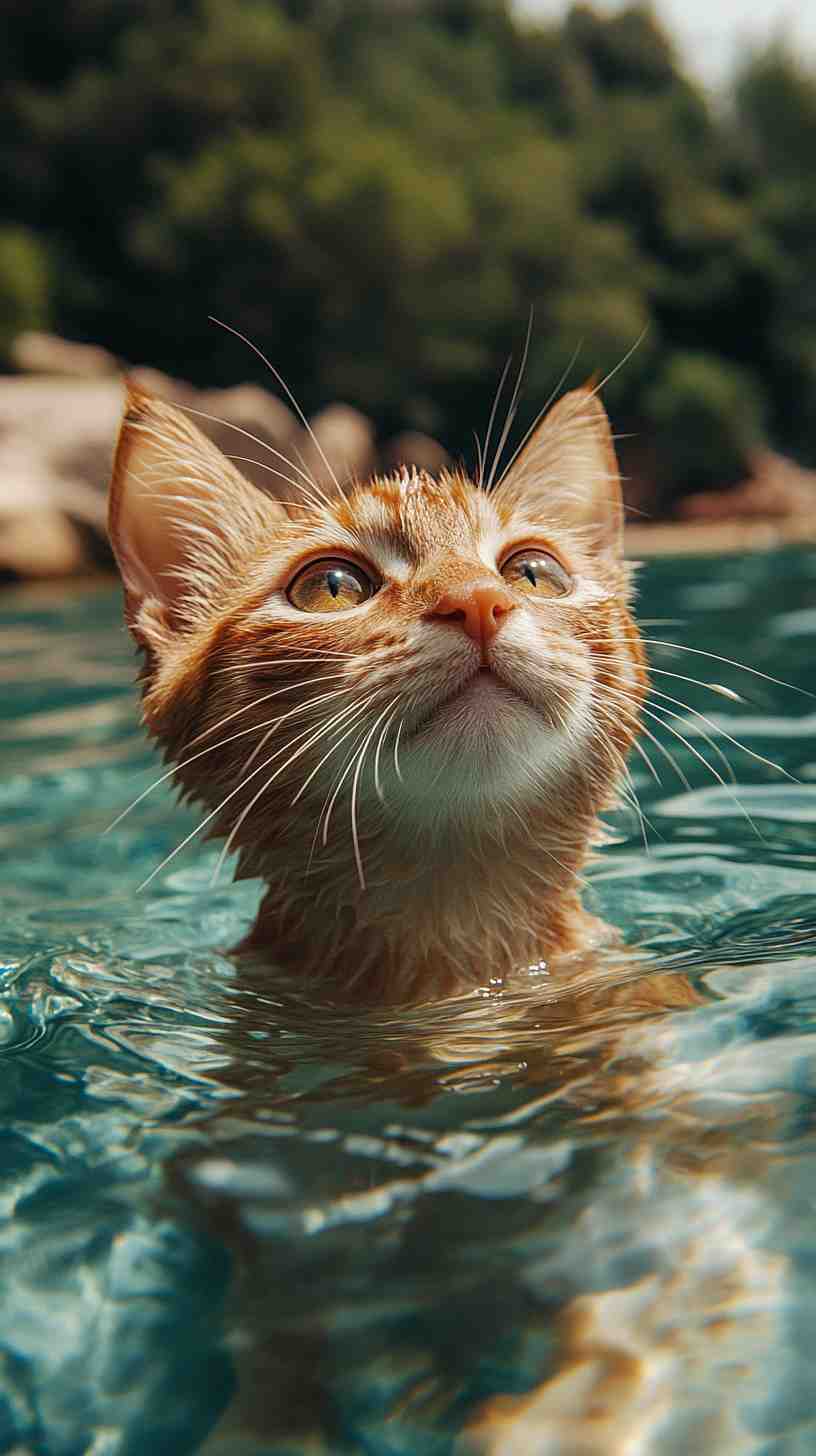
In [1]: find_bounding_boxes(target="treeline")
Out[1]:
[2,0,816,504]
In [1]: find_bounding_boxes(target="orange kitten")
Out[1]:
[108,381,647,1000]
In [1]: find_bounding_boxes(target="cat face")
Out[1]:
[109,383,646,888]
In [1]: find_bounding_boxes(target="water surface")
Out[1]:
[2,550,816,1454]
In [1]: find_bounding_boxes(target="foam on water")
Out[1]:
[1,551,816,1454]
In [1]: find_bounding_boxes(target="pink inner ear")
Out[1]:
[108,383,285,625]
[495,387,623,558]
[110,412,208,621]
[115,485,188,615]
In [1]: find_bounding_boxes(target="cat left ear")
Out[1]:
[109,381,285,633]
[495,386,623,560]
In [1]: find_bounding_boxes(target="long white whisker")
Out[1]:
[290,701,381,808]
[640,639,816,701]
[136,696,370,890]
[586,642,795,785]
[630,715,691,791]
[348,697,401,889]
[479,353,513,489]
[486,307,534,492]
[222,453,328,510]
[320,697,398,852]
[583,327,648,404]
[177,402,332,510]
[236,720,282,778]
[320,743,365,849]
[591,678,693,792]
[645,685,795,782]
[393,718,405,784]
[105,681,356,834]
[373,701,402,802]
[208,653,356,675]
[571,690,654,841]
[627,664,744,704]
[590,646,748,711]
[544,667,691,790]
[620,763,653,850]
[629,735,660,784]
[472,430,484,485]
[646,699,737,788]
[306,720,374,875]
[638,703,766,843]
[640,702,726,788]
[493,329,647,500]
[188,671,350,748]
[209,317,347,502]
[585,663,739,791]
[212,694,381,882]
[492,339,583,492]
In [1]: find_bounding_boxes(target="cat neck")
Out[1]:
[234,787,610,1002]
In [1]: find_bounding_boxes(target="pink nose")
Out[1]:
[429,580,516,647]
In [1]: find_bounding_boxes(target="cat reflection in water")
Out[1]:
[109,380,647,1000]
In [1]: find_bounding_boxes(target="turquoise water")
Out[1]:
[2,549,816,1455]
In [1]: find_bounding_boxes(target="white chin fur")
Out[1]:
[394,676,591,823]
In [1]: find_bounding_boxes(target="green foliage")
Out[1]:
[0,226,51,356]
[3,1,816,493]
[735,44,816,182]
[733,45,816,461]
[645,352,765,497]
[565,4,680,94]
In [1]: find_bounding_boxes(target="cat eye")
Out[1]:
[499,549,572,597]
[287,558,376,613]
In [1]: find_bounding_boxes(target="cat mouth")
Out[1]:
[407,668,539,740]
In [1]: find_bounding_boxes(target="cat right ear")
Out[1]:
[109,381,286,637]
[494,386,624,563]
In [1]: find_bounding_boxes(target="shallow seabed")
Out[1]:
[2,548,816,1455]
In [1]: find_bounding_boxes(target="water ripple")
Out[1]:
[0,555,815,1453]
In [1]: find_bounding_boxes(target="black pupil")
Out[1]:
[327,569,344,598]
[522,561,538,587]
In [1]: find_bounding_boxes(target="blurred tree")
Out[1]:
[734,46,816,463]
[645,351,765,503]
[1,0,816,496]
[0,227,51,354]
[565,3,679,94]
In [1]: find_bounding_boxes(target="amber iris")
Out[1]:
[287,558,375,613]
[500,549,571,597]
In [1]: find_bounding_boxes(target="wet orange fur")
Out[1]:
[108,381,647,1001]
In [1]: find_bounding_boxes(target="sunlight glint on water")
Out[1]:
[1,551,816,1455]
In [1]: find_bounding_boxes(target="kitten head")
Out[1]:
[109,381,646,971]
